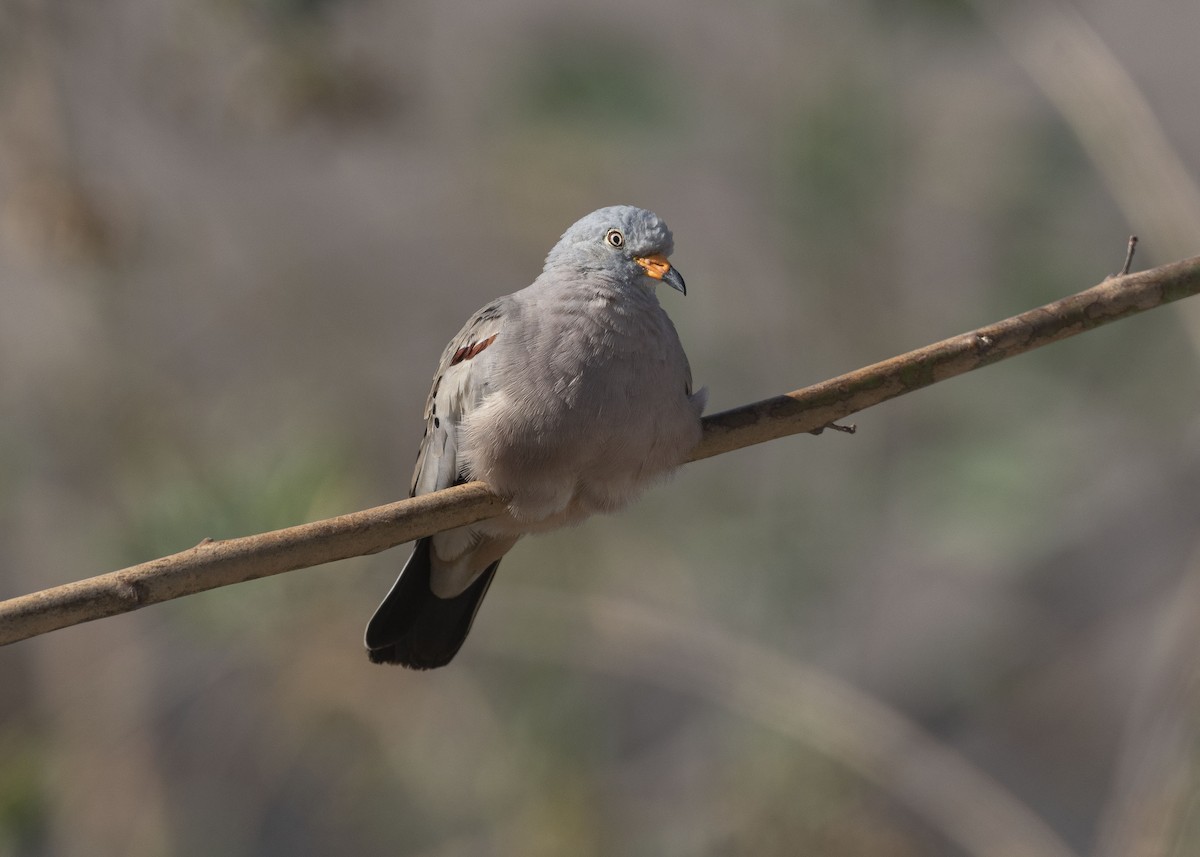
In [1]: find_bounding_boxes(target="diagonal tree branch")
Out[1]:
[2,254,1199,647]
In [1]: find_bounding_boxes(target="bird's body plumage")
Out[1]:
[366,206,705,668]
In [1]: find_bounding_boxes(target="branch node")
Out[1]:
[115,577,149,606]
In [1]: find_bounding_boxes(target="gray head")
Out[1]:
[543,205,686,294]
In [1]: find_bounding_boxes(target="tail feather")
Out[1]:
[364,538,499,669]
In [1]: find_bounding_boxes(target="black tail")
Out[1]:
[364,538,500,669]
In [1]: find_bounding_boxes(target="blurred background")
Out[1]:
[3,0,1200,854]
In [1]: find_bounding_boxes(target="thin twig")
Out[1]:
[1121,235,1139,277]
[2,254,1199,646]
[809,421,857,435]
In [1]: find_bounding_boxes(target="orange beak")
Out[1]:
[635,254,687,294]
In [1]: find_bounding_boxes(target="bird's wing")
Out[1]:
[410,297,507,499]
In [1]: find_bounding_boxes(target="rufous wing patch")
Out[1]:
[450,334,497,366]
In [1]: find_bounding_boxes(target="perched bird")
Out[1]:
[365,205,706,669]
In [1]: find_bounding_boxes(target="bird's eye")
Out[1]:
[605,229,625,248]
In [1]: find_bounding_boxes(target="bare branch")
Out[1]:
[690,255,1200,460]
[2,255,1199,647]
[0,484,507,645]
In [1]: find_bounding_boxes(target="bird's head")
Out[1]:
[543,205,686,295]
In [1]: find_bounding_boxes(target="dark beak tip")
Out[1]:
[664,267,687,295]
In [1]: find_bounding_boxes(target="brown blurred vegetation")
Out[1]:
[3,0,1200,855]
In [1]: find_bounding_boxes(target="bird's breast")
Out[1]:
[461,296,700,517]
